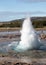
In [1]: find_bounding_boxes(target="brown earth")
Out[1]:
[0,27,46,31]
[0,57,46,65]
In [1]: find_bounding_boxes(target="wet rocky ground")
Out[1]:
[0,30,46,65]
[0,50,46,65]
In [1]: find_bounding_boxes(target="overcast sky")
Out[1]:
[0,0,46,21]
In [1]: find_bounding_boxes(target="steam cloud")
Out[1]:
[8,17,46,52]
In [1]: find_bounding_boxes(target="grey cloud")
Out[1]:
[0,11,46,16]
[17,0,46,3]
[0,11,46,21]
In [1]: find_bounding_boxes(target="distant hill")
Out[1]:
[0,17,46,22]
[0,17,46,28]
[31,17,46,21]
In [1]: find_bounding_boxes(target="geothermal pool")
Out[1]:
[0,41,46,58]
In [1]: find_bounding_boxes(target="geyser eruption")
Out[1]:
[12,17,41,52]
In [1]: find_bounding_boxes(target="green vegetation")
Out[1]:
[32,20,46,28]
[0,17,46,28]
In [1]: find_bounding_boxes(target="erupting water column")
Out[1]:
[14,17,41,52]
